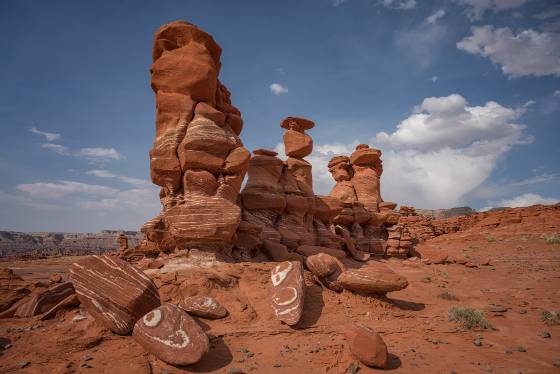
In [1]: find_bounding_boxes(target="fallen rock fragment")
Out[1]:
[338,262,408,295]
[15,282,75,318]
[0,268,30,313]
[180,295,228,319]
[133,303,209,366]
[70,255,161,335]
[345,323,388,368]
[270,261,305,326]
[40,294,80,320]
[305,253,346,292]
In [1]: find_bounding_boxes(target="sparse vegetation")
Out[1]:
[438,291,459,301]
[541,310,560,325]
[422,276,432,283]
[449,307,493,330]
[484,235,497,243]
[543,233,560,245]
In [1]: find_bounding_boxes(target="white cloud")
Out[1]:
[16,181,119,199]
[76,147,122,161]
[381,0,416,10]
[374,94,528,151]
[296,94,531,209]
[497,193,559,208]
[42,143,123,161]
[431,75,439,82]
[455,0,531,20]
[30,127,60,142]
[42,143,70,155]
[86,169,149,187]
[426,9,446,24]
[457,26,560,78]
[332,0,347,6]
[270,83,288,95]
[79,188,159,213]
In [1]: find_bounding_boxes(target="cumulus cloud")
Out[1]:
[381,0,416,10]
[294,94,531,209]
[431,76,439,82]
[457,26,560,78]
[270,83,288,95]
[426,9,446,24]
[497,193,559,208]
[455,0,531,20]
[16,181,119,199]
[30,127,60,142]
[86,169,149,187]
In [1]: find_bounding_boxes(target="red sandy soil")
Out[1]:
[1,209,559,374]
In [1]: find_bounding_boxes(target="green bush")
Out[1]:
[541,310,560,325]
[449,307,493,329]
[544,233,560,244]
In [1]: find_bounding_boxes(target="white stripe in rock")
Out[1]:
[143,309,162,327]
[273,287,298,306]
[139,328,192,349]
[271,262,293,287]
[275,303,301,316]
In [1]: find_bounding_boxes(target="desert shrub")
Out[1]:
[484,235,497,243]
[449,307,493,330]
[438,291,459,301]
[544,233,560,245]
[541,310,560,325]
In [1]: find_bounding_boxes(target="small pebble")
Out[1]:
[517,346,526,352]
[539,331,551,338]
[19,361,30,368]
[474,338,483,347]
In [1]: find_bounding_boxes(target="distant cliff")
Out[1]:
[416,206,476,220]
[0,230,142,259]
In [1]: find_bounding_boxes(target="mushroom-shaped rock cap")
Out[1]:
[350,145,382,166]
[328,156,350,169]
[281,117,315,132]
[153,20,222,68]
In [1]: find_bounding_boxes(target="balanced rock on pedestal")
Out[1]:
[180,295,228,319]
[345,323,388,368]
[70,255,161,335]
[338,262,408,295]
[270,261,305,326]
[133,303,209,366]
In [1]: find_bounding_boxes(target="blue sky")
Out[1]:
[1,0,559,232]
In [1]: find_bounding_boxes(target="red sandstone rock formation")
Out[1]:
[0,268,30,313]
[133,302,209,365]
[141,21,249,253]
[345,323,388,368]
[14,282,75,318]
[179,295,228,319]
[270,261,305,326]
[70,255,161,335]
